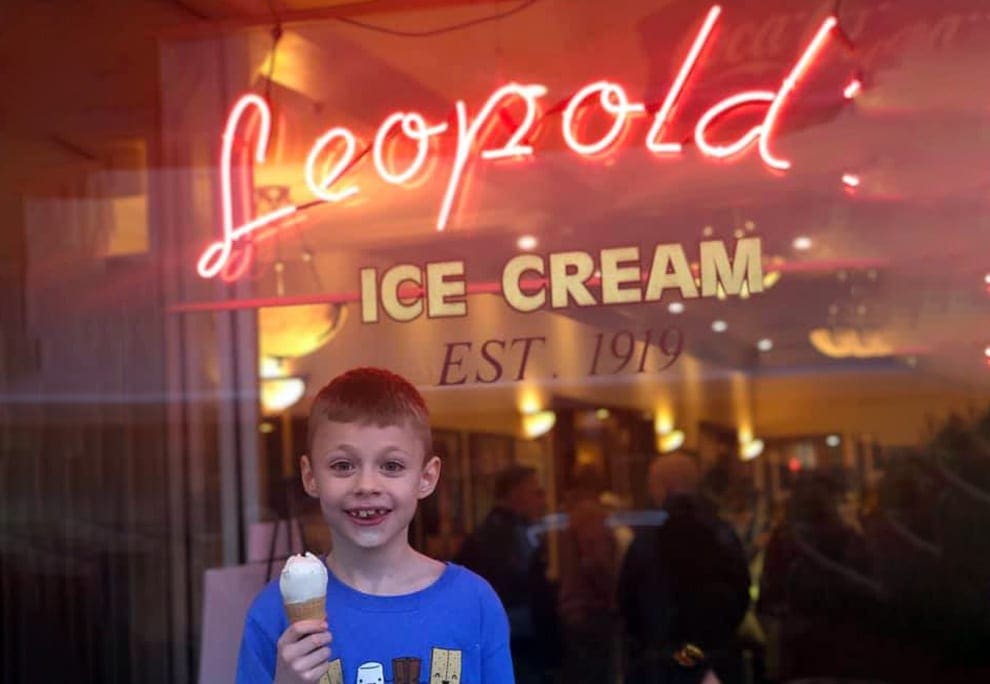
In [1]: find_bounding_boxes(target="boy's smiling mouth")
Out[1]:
[345,507,392,524]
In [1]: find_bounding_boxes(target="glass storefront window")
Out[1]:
[3,1,989,682]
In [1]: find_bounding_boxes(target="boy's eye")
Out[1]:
[382,461,405,473]
[329,460,354,473]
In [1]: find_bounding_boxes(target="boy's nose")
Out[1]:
[354,468,382,494]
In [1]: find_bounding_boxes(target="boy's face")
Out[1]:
[301,420,440,554]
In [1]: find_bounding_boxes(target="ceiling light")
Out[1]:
[260,376,306,414]
[517,235,538,251]
[668,301,685,314]
[522,410,556,439]
[657,429,686,453]
[757,338,774,352]
[740,438,764,461]
[711,320,728,333]
[826,434,841,447]
[793,236,813,251]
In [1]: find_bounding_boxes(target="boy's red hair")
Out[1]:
[307,367,432,457]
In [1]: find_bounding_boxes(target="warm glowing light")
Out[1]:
[646,5,721,154]
[261,376,306,414]
[809,328,895,358]
[787,455,801,472]
[984,345,990,358]
[518,387,544,415]
[596,408,611,420]
[842,173,861,188]
[667,301,685,314]
[793,236,812,251]
[826,434,841,447]
[759,17,838,171]
[712,320,728,333]
[740,438,764,461]
[562,81,646,156]
[259,356,306,414]
[197,94,299,279]
[654,410,674,436]
[984,273,990,285]
[757,338,773,352]
[517,235,538,251]
[440,83,548,231]
[259,304,347,359]
[843,79,862,99]
[657,429,686,453]
[373,112,448,185]
[763,270,782,289]
[523,410,557,439]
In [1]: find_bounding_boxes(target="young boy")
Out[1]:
[237,367,514,684]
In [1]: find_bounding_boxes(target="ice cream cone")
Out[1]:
[279,553,333,684]
[284,595,326,623]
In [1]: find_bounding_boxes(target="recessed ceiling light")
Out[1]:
[711,320,728,333]
[668,302,685,314]
[757,338,773,352]
[517,235,537,251]
[793,236,812,251]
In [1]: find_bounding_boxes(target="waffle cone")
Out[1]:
[284,595,326,623]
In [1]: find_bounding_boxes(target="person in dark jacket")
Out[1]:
[619,453,750,684]
[456,465,558,683]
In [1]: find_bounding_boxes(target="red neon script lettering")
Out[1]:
[439,83,548,232]
[695,91,776,159]
[646,5,722,155]
[694,15,837,165]
[562,81,646,157]
[373,112,448,185]
[305,127,361,202]
[197,94,297,280]
[197,6,856,279]
[759,16,837,170]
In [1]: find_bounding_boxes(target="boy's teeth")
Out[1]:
[352,509,386,518]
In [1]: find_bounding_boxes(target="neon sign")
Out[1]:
[197,5,848,280]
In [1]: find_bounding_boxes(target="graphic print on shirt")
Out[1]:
[355,661,385,684]
[392,657,422,684]
[429,647,463,683]
[324,658,343,684]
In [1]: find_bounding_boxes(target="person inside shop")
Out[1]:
[556,464,620,684]
[455,465,559,684]
[618,452,750,684]
[757,472,882,682]
[236,367,514,683]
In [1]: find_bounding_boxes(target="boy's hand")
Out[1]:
[274,619,333,683]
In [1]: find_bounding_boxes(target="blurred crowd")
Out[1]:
[456,408,990,684]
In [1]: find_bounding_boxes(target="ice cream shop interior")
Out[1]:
[2,0,990,682]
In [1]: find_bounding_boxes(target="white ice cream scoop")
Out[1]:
[279,552,328,604]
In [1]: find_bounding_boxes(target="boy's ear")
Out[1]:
[300,454,319,498]
[417,454,442,500]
